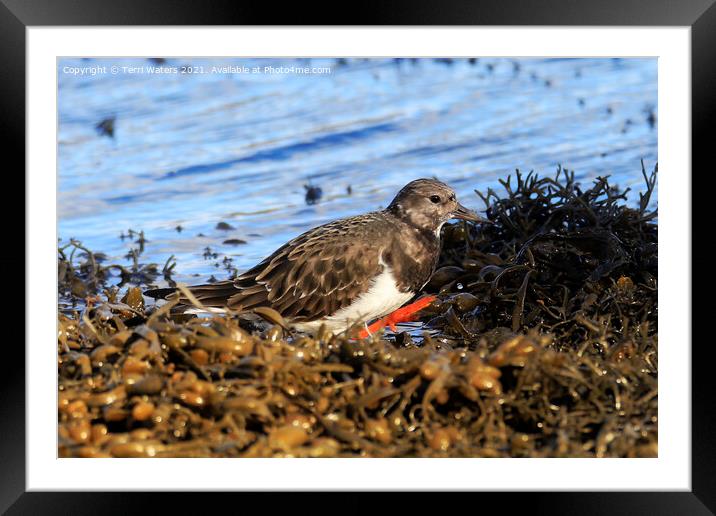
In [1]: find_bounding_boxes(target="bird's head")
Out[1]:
[387,178,490,233]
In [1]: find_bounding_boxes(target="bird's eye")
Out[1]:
[430,195,441,204]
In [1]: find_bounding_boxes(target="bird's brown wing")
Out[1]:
[181,214,389,322]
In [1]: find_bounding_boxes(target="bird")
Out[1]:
[144,178,490,335]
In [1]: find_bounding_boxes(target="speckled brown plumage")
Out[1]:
[145,178,488,332]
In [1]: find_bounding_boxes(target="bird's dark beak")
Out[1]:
[452,203,492,224]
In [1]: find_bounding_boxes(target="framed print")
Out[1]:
[3,0,710,512]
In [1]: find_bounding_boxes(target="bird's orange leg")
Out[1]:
[358,295,437,339]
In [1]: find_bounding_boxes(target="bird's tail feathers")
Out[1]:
[143,287,178,300]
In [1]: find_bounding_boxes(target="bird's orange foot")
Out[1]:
[358,295,437,338]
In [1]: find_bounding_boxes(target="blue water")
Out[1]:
[58,57,657,286]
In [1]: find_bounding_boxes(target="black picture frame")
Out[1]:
[2,0,707,513]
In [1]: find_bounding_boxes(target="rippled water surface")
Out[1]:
[59,57,657,286]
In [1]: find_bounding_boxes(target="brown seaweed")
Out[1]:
[58,165,657,458]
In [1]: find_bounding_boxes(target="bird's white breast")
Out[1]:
[183,307,227,315]
[293,262,414,334]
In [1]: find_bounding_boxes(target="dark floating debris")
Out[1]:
[175,225,183,233]
[203,246,219,259]
[621,118,634,134]
[58,166,657,458]
[643,104,657,129]
[304,184,323,205]
[215,222,235,231]
[223,239,247,246]
[95,116,116,138]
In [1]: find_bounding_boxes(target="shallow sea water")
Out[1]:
[58,57,657,287]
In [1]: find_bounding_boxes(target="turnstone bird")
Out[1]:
[145,178,489,334]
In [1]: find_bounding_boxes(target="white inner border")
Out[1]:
[28,27,690,491]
